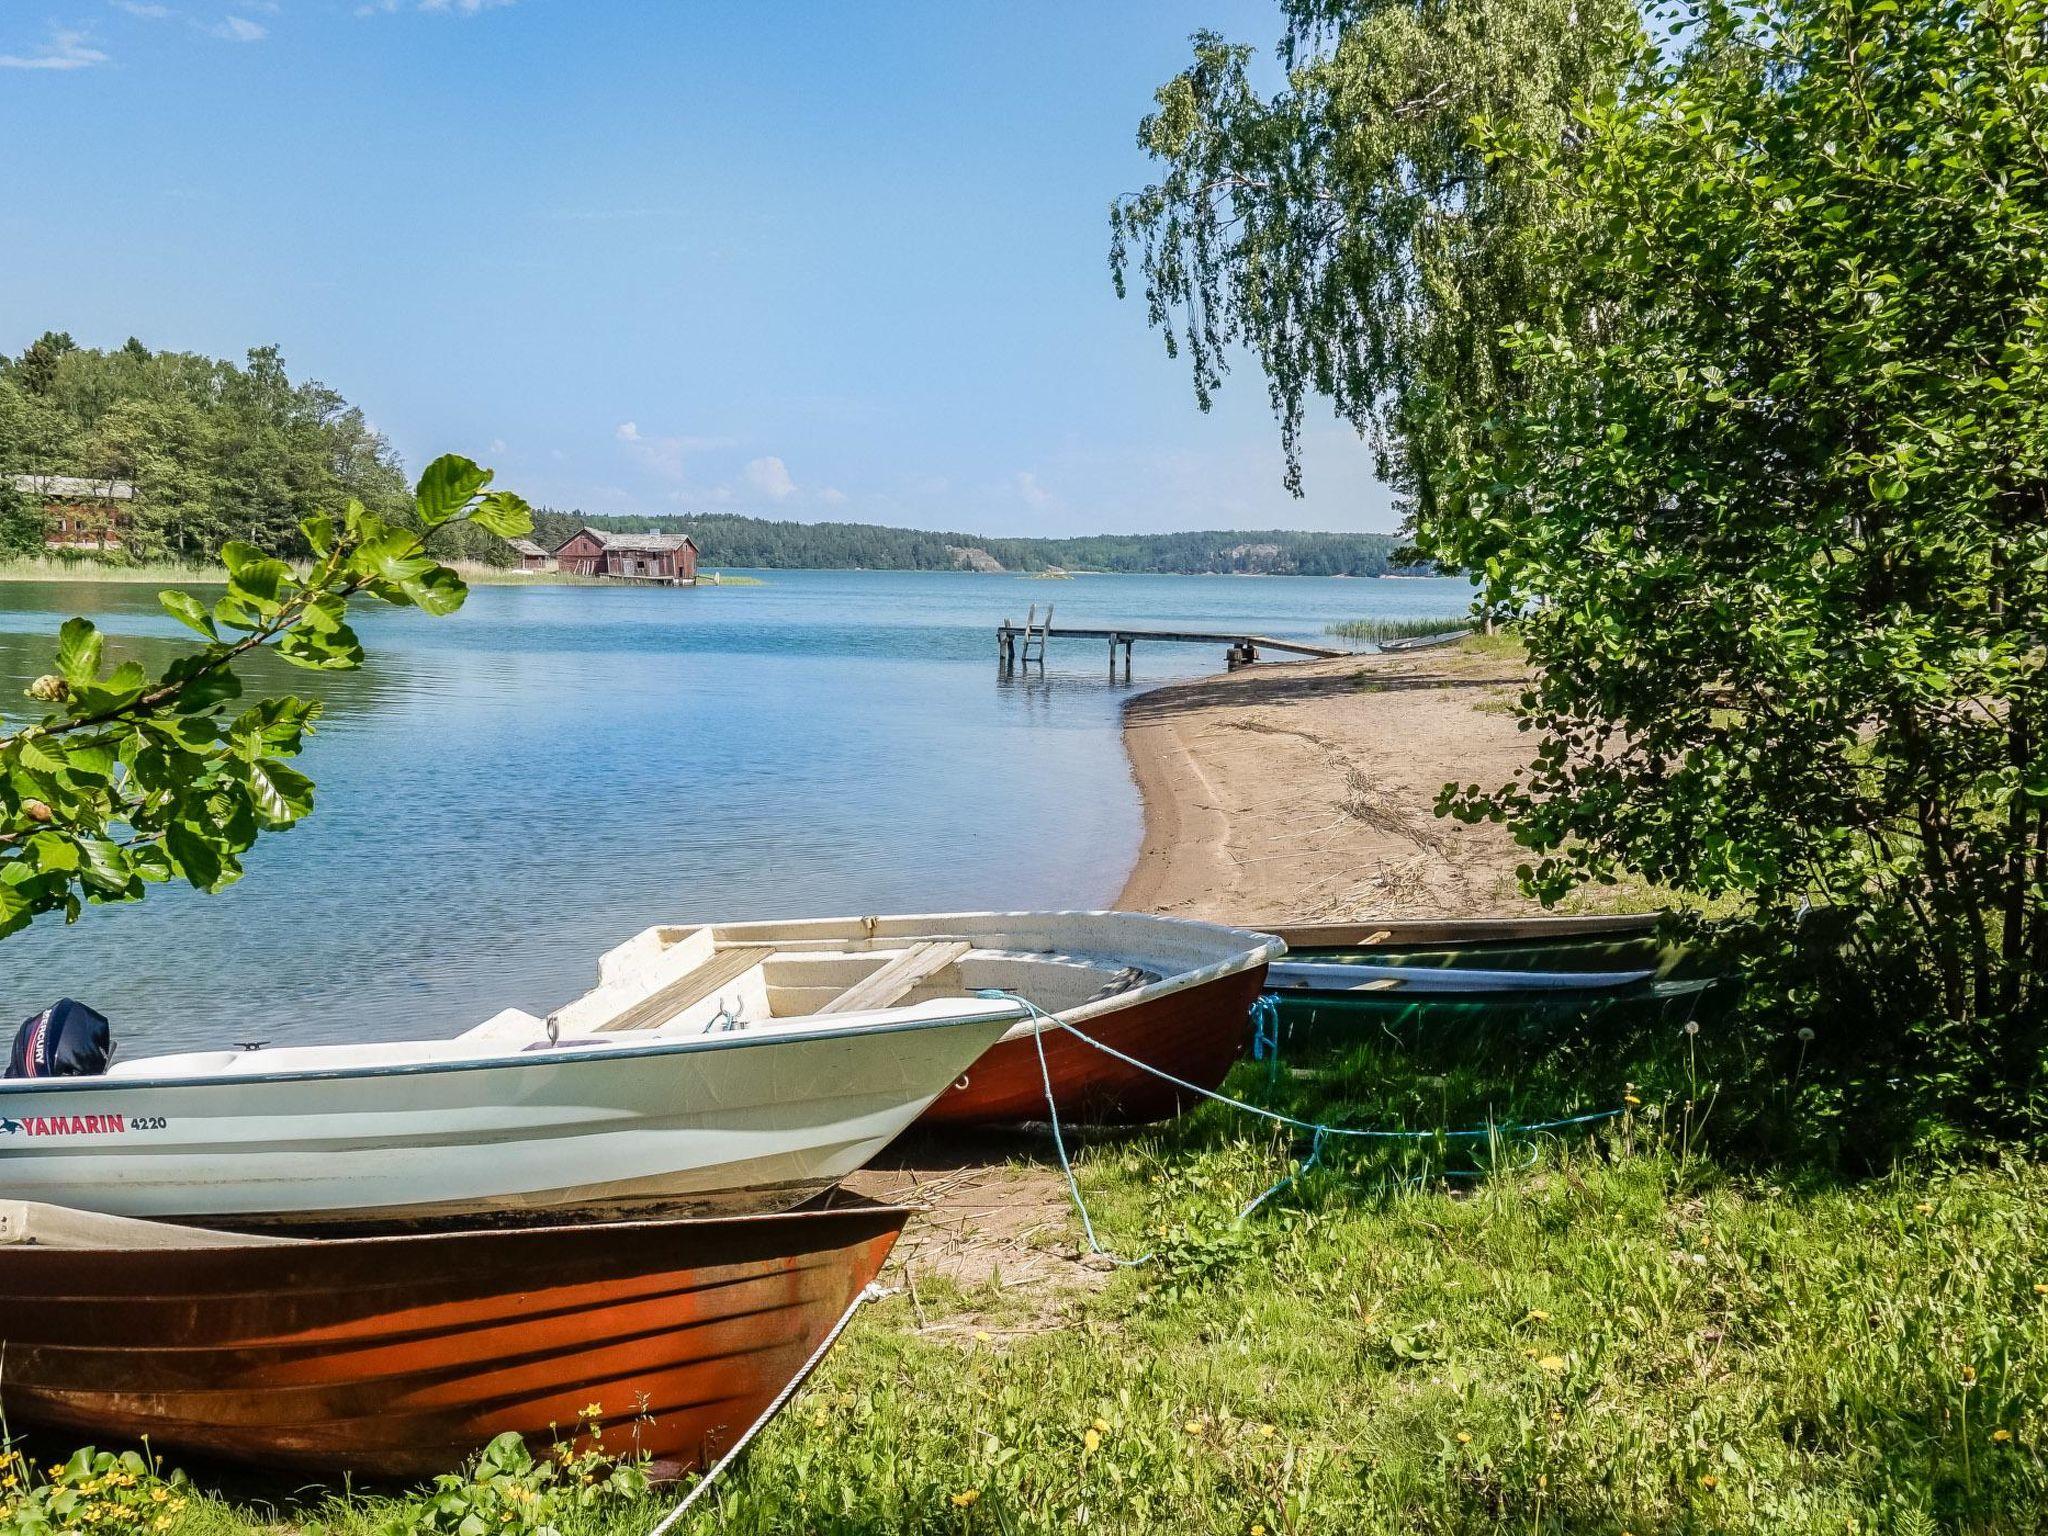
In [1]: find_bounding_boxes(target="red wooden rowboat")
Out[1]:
[916,960,1271,1126]
[0,1200,908,1479]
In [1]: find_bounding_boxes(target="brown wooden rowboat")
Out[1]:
[0,1201,908,1479]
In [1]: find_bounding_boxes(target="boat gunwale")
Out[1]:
[0,999,1027,1098]
[0,1199,921,1257]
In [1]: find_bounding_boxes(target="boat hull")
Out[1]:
[0,1206,907,1478]
[0,1013,1012,1226]
[916,964,1270,1127]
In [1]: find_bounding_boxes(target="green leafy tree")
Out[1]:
[1109,0,1638,517]
[1431,0,2048,1132]
[0,455,531,937]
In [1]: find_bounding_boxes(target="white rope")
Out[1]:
[643,1280,889,1536]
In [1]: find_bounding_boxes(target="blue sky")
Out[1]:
[0,2,1395,537]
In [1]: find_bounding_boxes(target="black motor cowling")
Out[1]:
[5,999,113,1078]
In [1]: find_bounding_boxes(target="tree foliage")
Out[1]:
[0,336,512,566]
[1431,0,2048,1131]
[0,456,531,938]
[1110,0,1639,517]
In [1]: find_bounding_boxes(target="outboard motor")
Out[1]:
[5,999,113,1079]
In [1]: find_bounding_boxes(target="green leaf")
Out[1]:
[300,514,337,555]
[14,734,65,774]
[398,565,469,617]
[247,759,314,826]
[350,528,435,587]
[469,490,535,538]
[159,589,219,640]
[55,617,102,689]
[415,455,492,528]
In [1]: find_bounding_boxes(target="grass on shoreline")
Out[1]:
[1326,613,1474,642]
[23,1025,2046,1536]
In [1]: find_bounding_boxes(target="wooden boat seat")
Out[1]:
[817,941,973,1015]
[595,945,776,1034]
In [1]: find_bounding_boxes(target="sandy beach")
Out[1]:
[1116,637,1541,923]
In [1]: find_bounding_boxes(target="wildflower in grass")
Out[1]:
[1456,1431,1473,1445]
[1185,1420,1206,1436]
[1994,1429,2013,1443]
[951,1488,981,1508]
[1538,1355,1566,1373]
[1624,1094,1641,1105]
[2034,1283,2047,1295]
[1916,1202,1932,1215]
[1699,1474,1719,1490]
[1252,1525,1268,1536]
[1961,1366,1978,1387]
[1093,1418,1111,1435]
[973,1330,991,1343]
[1258,1424,1276,1439]
[1084,1428,1101,1453]
[1527,1308,1551,1322]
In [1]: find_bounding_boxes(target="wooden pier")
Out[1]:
[998,605,1348,678]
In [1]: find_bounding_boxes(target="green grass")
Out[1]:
[1326,614,1474,642]
[30,1019,2047,1536]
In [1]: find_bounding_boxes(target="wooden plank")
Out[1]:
[816,941,973,1015]
[1265,913,1661,951]
[594,945,776,1033]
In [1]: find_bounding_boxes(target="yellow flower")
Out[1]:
[1960,1366,1978,1387]
[1456,1431,1473,1445]
[1252,1525,1268,1536]
[1624,1094,1641,1105]
[1083,1429,1101,1453]
[1699,1473,1720,1490]
[951,1489,981,1508]
[1527,1308,1551,1322]
[151,1488,169,1503]
[2035,1282,2048,1295]
[1258,1424,1276,1439]
[581,1401,603,1418]
[1915,1202,1932,1215]
[1093,1418,1111,1435]
[1185,1420,1206,1436]
[1994,1429,2013,1443]
[973,1330,991,1343]
[1538,1355,1566,1373]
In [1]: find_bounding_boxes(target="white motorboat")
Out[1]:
[0,922,1025,1227]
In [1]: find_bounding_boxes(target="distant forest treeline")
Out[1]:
[530,509,1403,576]
[0,333,1400,576]
[0,332,507,564]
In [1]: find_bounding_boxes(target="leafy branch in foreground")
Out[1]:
[0,454,531,939]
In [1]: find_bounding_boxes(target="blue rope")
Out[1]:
[1249,993,1282,1083]
[975,989,1625,1260]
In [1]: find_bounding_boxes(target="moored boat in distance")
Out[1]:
[0,931,1025,1227]
[0,1198,909,1478]
[581,912,1282,1127]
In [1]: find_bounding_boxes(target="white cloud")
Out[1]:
[0,27,110,69]
[615,422,733,482]
[817,487,848,506]
[744,456,797,501]
[206,15,265,41]
[1012,471,1056,508]
[111,2,174,18]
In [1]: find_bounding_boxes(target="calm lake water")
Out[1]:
[0,569,1471,1052]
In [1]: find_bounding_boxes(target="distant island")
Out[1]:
[528,508,1403,577]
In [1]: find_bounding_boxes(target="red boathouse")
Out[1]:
[553,527,699,585]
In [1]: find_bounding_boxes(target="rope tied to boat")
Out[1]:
[974,989,1626,1266]
[646,1280,890,1536]
[1248,993,1282,1082]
